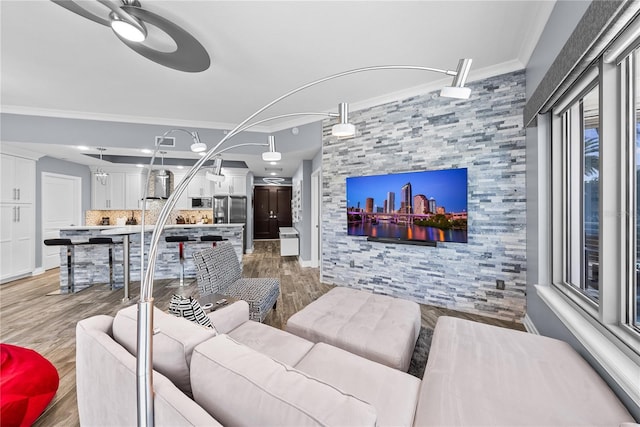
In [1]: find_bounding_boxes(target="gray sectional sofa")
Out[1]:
[76,299,637,426]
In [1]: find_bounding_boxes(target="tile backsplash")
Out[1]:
[86,209,214,226]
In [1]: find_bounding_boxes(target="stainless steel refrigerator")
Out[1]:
[214,195,247,251]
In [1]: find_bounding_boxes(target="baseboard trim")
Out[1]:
[298,258,313,268]
[32,267,45,276]
[522,314,539,335]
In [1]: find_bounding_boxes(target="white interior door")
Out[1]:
[42,172,81,270]
[310,169,321,268]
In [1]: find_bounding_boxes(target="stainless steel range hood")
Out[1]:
[149,169,173,199]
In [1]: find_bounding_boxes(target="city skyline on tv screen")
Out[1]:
[346,168,467,213]
[346,168,468,243]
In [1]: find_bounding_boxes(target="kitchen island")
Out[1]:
[57,224,244,294]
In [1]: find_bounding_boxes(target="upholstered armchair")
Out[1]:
[193,242,279,322]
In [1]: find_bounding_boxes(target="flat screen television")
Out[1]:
[346,168,468,244]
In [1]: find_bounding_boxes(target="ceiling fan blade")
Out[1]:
[116,5,210,73]
[50,0,111,26]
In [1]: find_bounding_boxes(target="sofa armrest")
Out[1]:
[207,300,249,334]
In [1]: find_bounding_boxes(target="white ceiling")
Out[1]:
[0,0,555,177]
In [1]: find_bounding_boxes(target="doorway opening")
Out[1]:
[253,185,292,240]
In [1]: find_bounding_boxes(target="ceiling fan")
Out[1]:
[51,0,210,72]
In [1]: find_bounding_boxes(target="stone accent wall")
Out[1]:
[321,70,526,322]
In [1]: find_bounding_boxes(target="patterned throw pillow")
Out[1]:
[169,295,214,329]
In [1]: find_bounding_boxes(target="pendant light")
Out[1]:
[95,147,109,185]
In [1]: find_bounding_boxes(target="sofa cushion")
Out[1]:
[76,315,221,426]
[169,294,214,329]
[206,300,250,334]
[112,304,216,397]
[228,320,313,366]
[414,316,636,426]
[191,335,377,426]
[286,286,421,371]
[295,342,421,426]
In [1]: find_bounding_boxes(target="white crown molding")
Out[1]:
[0,105,272,134]
[267,60,526,132]
[0,141,46,160]
[2,60,525,135]
[517,1,556,66]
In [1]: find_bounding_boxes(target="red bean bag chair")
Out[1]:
[1,344,59,427]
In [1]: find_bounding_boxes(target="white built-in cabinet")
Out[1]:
[0,154,36,282]
[186,171,213,198]
[1,154,35,204]
[125,172,144,209]
[92,172,125,209]
[171,172,191,210]
[92,170,148,209]
[212,170,247,196]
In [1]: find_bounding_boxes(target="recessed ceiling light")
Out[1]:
[77,145,89,151]
[136,164,144,168]
[141,148,152,154]
[177,165,184,169]
[270,161,277,165]
[270,172,277,176]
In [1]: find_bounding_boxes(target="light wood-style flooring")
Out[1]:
[0,240,523,426]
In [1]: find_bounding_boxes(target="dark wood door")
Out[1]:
[253,186,292,239]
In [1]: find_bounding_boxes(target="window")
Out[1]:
[632,49,640,330]
[560,83,600,304]
[552,45,640,343]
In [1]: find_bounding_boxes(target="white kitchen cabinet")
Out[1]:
[212,177,231,195]
[230,175,247,195]
[125,172,144,209]
[92,172,125,209]
[1,154,35,204]
[171,172,191,210]
[212,173,247,196]
[186,171,213,198]
[0,204,34,282]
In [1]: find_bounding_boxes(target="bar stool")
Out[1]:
[44,238,81,293]
[87,237,116,290]
[165,236,193,286]
[200,235,227,247]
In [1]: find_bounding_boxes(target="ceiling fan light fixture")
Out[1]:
[109,10,147,42]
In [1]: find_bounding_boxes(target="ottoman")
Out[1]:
[285,287,421,371]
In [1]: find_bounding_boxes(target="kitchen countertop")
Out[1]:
[59,223,245,231]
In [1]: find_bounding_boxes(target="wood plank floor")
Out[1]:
[0,240,524,426]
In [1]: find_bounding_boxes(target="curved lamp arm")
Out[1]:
[136,61,472,427]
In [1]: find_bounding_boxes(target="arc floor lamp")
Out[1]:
[136,58,473,426]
